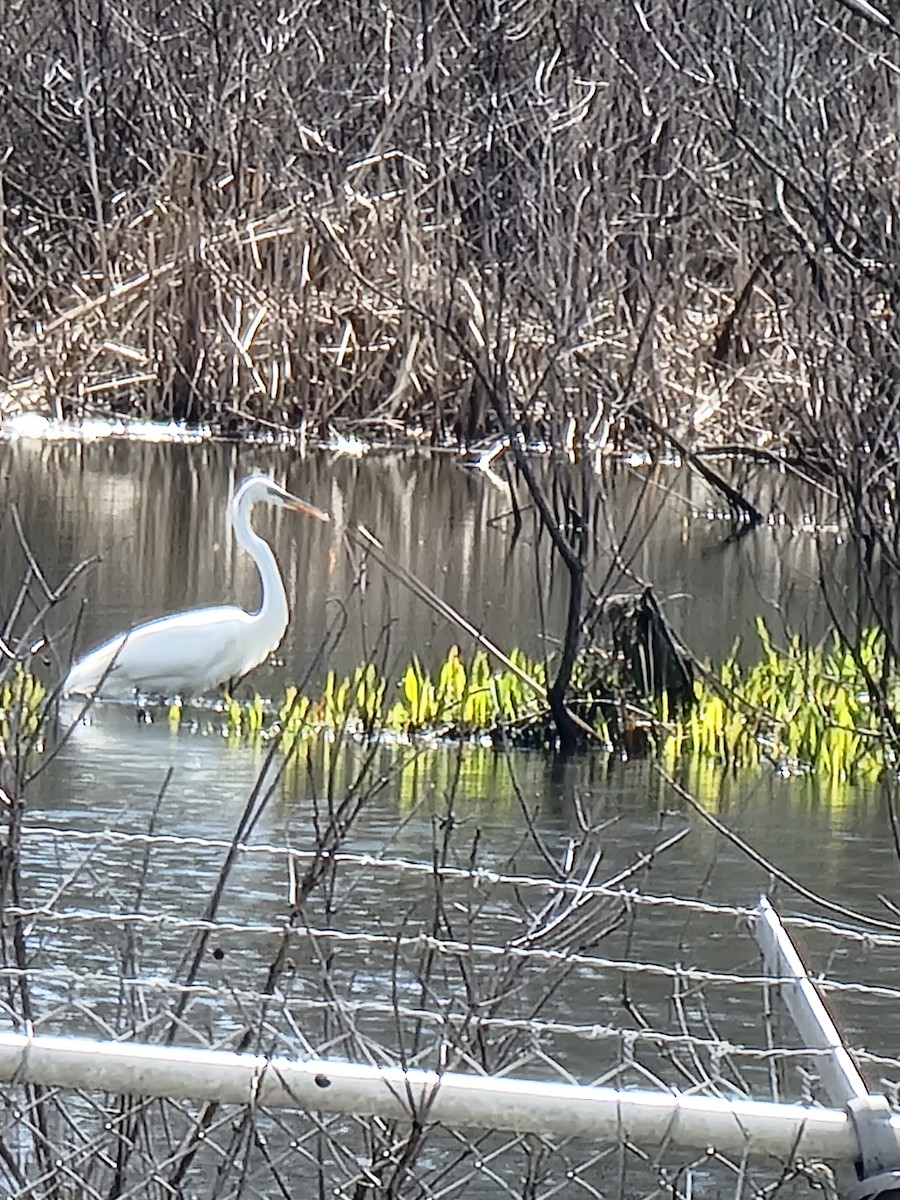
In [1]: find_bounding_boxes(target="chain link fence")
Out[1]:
[1,744,895,1200]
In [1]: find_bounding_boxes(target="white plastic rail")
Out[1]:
[753,896,871,1108]
[0,1028,888,1161]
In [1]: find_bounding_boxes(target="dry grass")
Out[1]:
[0,0,897,457]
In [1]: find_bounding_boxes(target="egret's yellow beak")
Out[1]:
[285,495,330,523]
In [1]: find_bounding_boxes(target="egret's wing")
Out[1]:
[65,607,256,697]
[123,609,254,690]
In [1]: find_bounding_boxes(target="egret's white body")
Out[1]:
[63,475,329,699]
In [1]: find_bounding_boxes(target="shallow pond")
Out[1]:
[0,434,850,682]
[0,433,897,1199]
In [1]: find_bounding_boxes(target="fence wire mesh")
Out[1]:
[0,732,895,1199]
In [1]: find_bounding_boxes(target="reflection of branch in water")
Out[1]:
[661,764,900,934]
[629,408,764,530]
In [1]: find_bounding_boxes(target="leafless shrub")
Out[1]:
[0,0,894,461]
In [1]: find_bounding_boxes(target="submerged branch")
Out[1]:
[629,410,764,529]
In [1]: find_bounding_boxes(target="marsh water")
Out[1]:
[1,435,853,676]
[1,433,899,1193]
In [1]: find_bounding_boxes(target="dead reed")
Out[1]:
[0,0,895,461]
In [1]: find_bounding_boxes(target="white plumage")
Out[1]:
[63,475,329,699]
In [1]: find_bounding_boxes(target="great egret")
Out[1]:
[63,474,329,699]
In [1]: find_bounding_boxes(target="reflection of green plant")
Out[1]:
[0,665,46,754]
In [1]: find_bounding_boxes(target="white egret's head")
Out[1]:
[234,474,330,523]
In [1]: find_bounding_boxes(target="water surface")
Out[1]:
[0,435,896,1198]
[1,435,848,686]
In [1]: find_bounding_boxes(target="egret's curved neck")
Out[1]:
[233,493,289,631]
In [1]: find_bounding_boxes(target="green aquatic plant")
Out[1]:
[215,628,898,781]
[392,646,547,733]
[668,618,889,782]
[222,645,549,748]
[0,665,46,755]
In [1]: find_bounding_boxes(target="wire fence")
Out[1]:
[1,782,897,1200]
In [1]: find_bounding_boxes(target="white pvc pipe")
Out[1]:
[755,896,872,1108]
[0,1030,883,1160]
